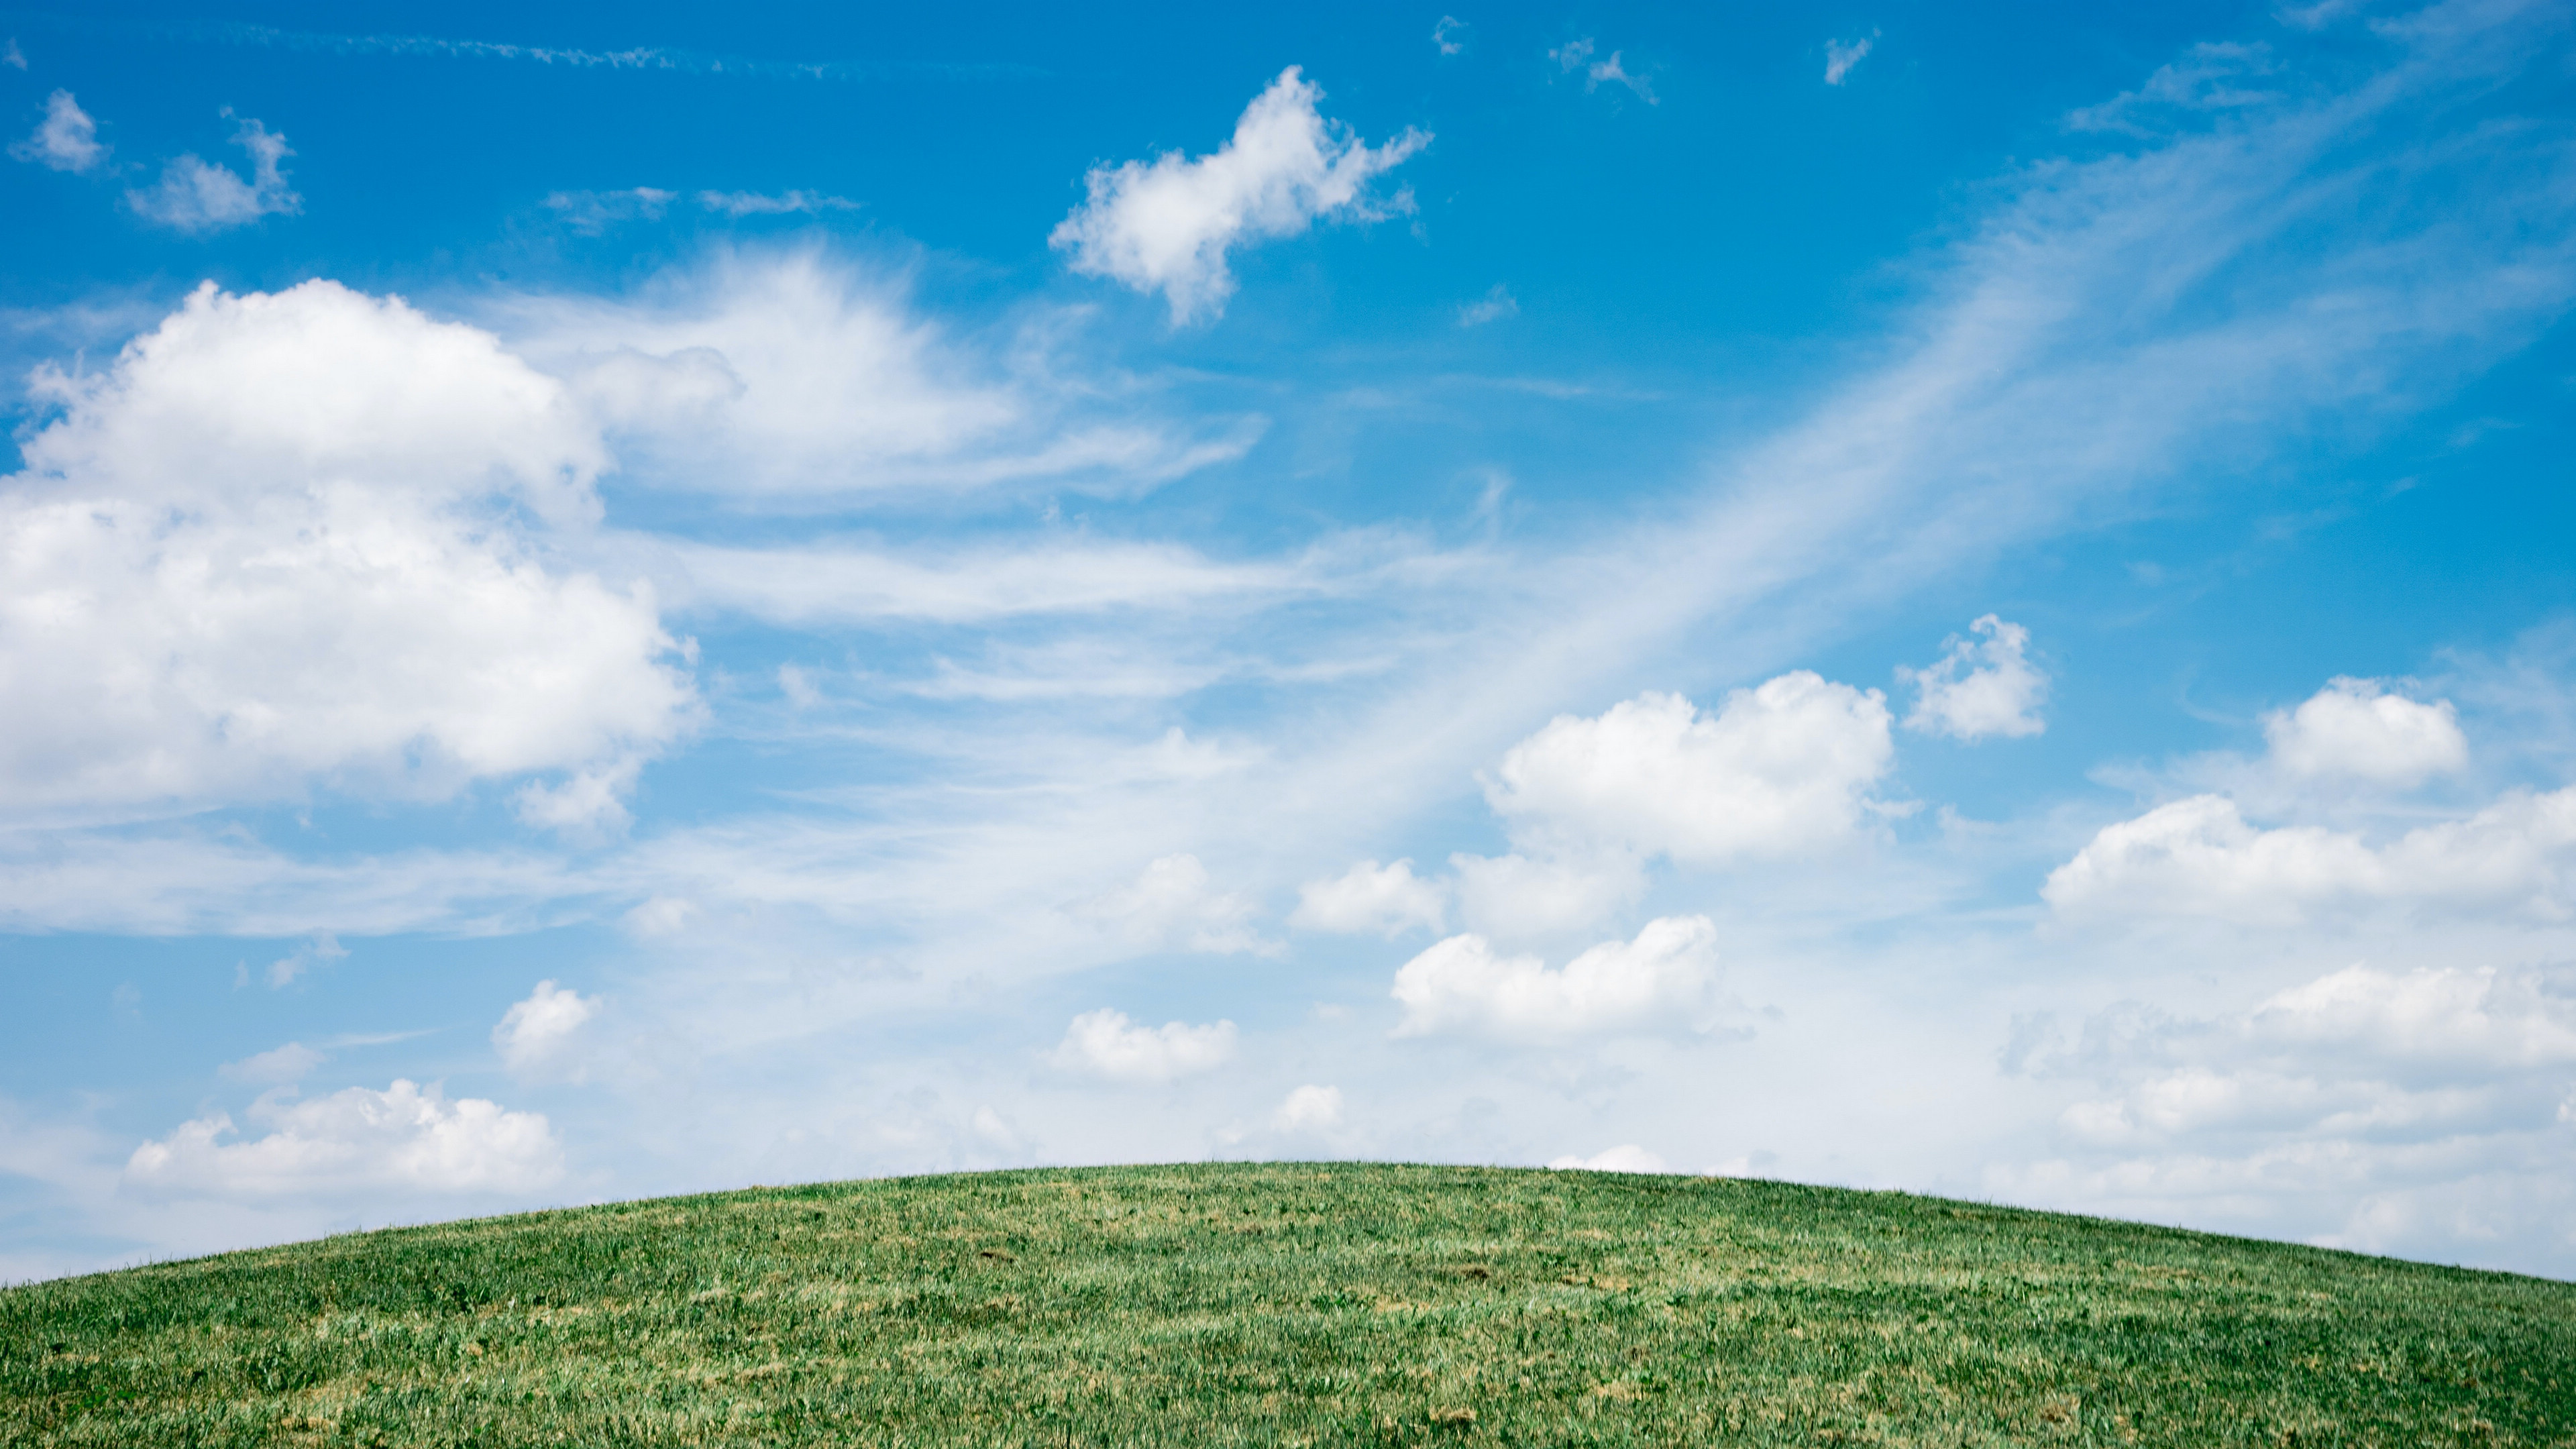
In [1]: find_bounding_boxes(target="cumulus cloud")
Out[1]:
[1050,67,1430,324]
[0,279,695,820]
[1048,1008,1237,1083]
[1273,1083,1344,1132]
[2043,787,2576,926]
[1391,914,1719,1041]
[493,980,600,1075]
[1485,674,1894,863]
[1291,858,1446,936]
[2262,678,2466,786]
[1548,1144,1668,1173]
[126,116,300,233]
[1075,853,1275,955]
[123,1080,564,1199]
[1899,615,2047,740]
[1824,32,1879,86]
[1549,39,1657,104]
[10,90,107,172]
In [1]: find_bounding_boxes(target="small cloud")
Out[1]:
[126,115,300,233]
[1457,284,1518,327]
[111,982,142,1021]
[777,663,822,708]
[11,89,108,173]
[220,1041,328,1085]
[267,932,347,989]
[125,1081,564,1199]
[622,894,696,937]
[1292,858,1447,937]
[696,189,860,218]
[1898,614,2047,741]
[1075,853,1277,956]
[3,38,25,70]
[1825,30,1879,86]
[492,979,600,1077]
[1050,66,1430,325]
[1433,16,1468,55]
[544,186,678,235]
[1391,915,1721,1041]
[1048,1008,1237,1083]
[513,757,643,839]
[1550,38,1656,104]
[1273,1083,1344,1132]
[1548,1144,1667,1173]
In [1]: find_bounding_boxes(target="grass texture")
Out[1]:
[5,1162,2573,1446]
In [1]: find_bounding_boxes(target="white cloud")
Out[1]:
[2262,678,2466,786]
[125,117,300,233]
[10,90,107,172]
[1457,284,1518,327]
[2005,963,2576,1258]
[1050,67,1430,324]
[1291,858,1446,936]
[492,980,600,1075]
[1048,1008,1237,1083]
[2043,787,2576,926]
[1273,1083,1344,1132]
[505,250,1254,500]
[1075,853,1275,955]
[696,189,859,218]
[1898,615,2047,740]
[1550,39,1657,104]
[0,279,695,820]
[1433,17,1467,56]
[4,39,25,70]
[219,1042,327,1085]
[1485,674,1894,863]
[123,1080,564,1199]
[1391,914,1720,1041]
[265,932,347,989]
[1825,32,1879,86]
[543,186,677,234]
[1548,1144,1668,1173]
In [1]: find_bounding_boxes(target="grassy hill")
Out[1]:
[4,1163,2571,1446]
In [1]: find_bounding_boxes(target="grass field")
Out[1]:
[5,1163,2572,1446]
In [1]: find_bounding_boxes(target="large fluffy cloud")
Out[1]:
[0,279,694,822]
[1051,67,1429,323]
[2261,678,2467,786]
[123,1080,564,1199]
[1390,914,1720,1041]
[1484,674,1894,863]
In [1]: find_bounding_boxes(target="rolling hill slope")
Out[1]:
[5,1163,2571,1446]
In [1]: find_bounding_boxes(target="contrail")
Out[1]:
[0,10,1042,83]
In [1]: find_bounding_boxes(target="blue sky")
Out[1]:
[5,0,2576,1282]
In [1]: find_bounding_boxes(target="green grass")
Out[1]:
[4,1164,2571,1446]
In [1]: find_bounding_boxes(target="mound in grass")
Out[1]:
[5,1163,2573,1446]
